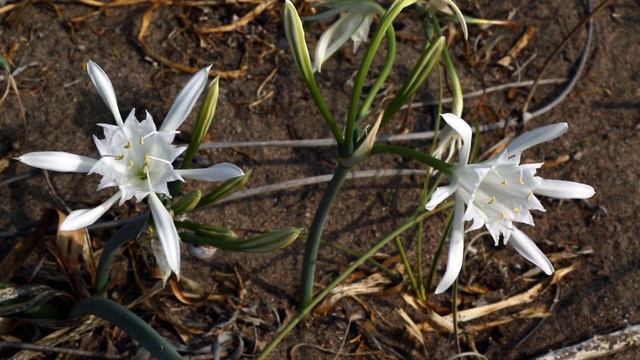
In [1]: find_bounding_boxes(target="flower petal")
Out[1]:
[148,193,181,277]
[534,179,595,199]
[506,123,567,156]
[160,66,212,133]
[425,182,458,211]
[175,163,244,182]
[441,113,472,165]
[17,152,97,173]
[61,191,122,231]
[508,228,554,275]
[435,194,466,294]
[313,13,354,73]
[87,61,123,127]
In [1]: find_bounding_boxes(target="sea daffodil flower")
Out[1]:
[17,61,244,277]
[426,114,595,294]
[307,0,383,72]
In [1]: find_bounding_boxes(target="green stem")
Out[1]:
[432,16,463,117]
[321,240,399,281]
[69,297,181,360]
[371,144,453,174]
[299,164,352,308]
[394,236,419,296]
[260,205,450,360]
[358,26,397,120]
[345,0,417,153]
[94,215,148,295]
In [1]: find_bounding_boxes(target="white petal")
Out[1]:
[508,228,554,275]
[441,113,472,165]
[425,183,458,211]
[506,123,567,156]
[61,191,122,231]
[160,66,212,133]
[17,152,97,173]
[151,239,172,288]
[87,61,123,127]
[534,179,595,199]
[435,195,466,294]
[313,14,354,73]
[350,12,373,52]
[176,163,244,182]
[148,193,181,277]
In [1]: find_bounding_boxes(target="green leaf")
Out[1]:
[196,169,252,208]
[171,189,202,215]
[69,297,181,360]
[181,227,302,253]
[174,221,237,241]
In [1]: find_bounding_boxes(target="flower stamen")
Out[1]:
[500,211,507,220]
[124,141,132,149]
[519,176,525,185]
[128,160,134,169]
[527,192,533,201]
[115,154,125,161]
[488,196,496,204]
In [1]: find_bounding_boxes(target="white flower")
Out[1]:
[426,114,595,294]
[308,1,382,72]
[17,61,244,277]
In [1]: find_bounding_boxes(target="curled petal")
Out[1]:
[160,66,212,133]
[176,163,244,182]
[441,113,472,165]
[508,228,554,275]
[534,179,595,199]
[61,191,122,231]
[17,152,97,173]
[425,182,458,211]
[435,194,466,294]
[506,123,567,157]
[148,193,181,277]
[87,61,123,127]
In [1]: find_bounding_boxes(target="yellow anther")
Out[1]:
[128,160,134,169]
[115,154,124,161]
[124,141,132,149]
[144,153,151,163]
[502,179,507,186]
[142,163,148,173]
[139,137,144,145]
[526,192,533,201]
[519,176,525,185]
[488,196,496,205]
[500,211,506,220]
[514,207,520,214]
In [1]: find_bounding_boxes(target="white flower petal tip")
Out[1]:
[434,198,466,294]
[60,191,122,231]
[176,163,244,182]
[441,113,472,164]
[87,61,123,127]
[17,152,97,173]
[534,179,595,199]
[160,66,212,133]
[506,123,568,156]
[425,183,458,211]
[148,193,181,277]
[508,228,554,275]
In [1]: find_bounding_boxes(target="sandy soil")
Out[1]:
[1,0,639,359]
